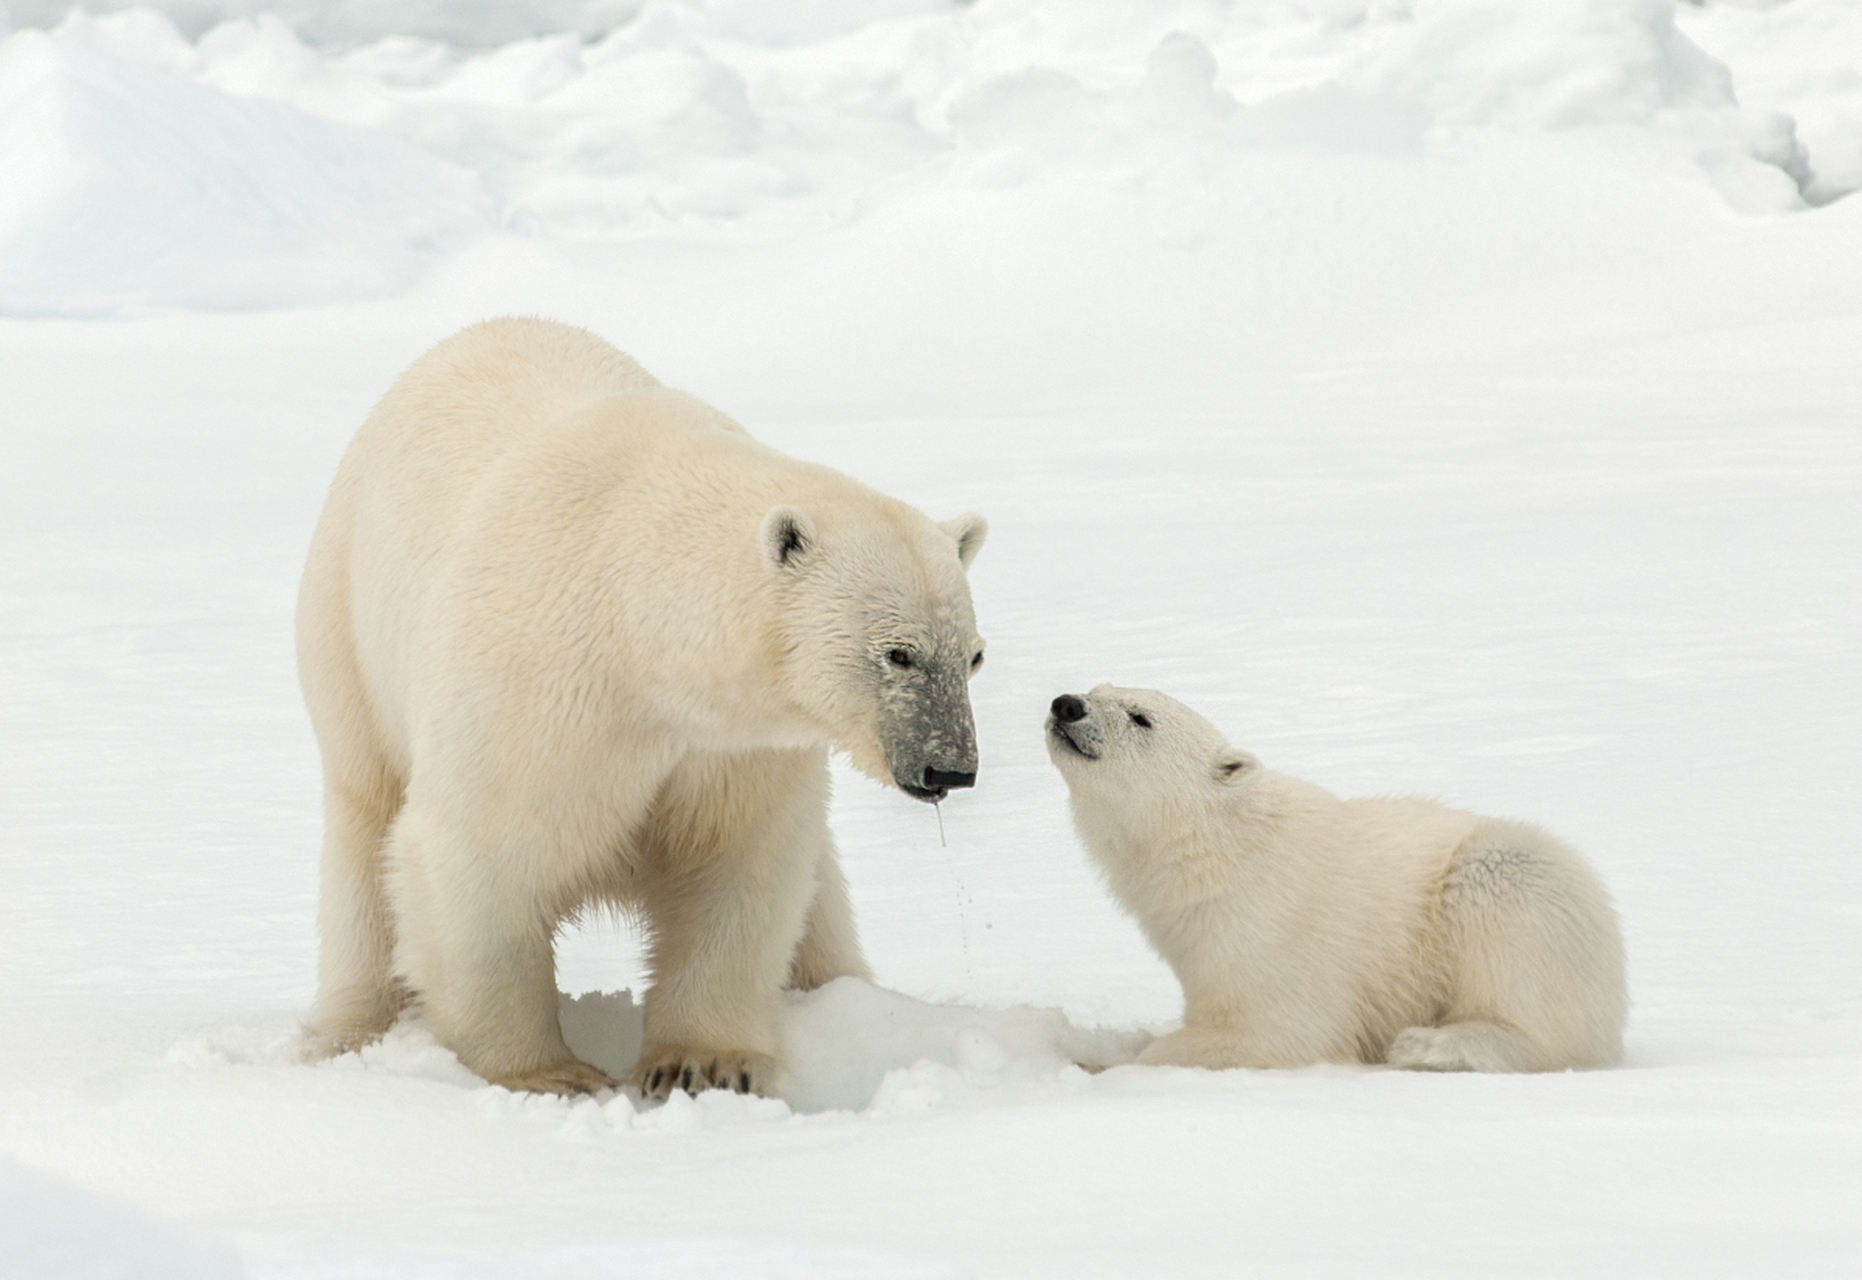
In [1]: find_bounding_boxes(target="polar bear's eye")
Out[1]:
[886,648,914,669]
[970,651,984,672]
[1129,711,1152,729]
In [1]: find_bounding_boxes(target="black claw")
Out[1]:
[707,1057,720,1088]
[735,1071,750,1094]
[680,1066,694,1093]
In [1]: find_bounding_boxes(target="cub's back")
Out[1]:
[1341,796,1485,876]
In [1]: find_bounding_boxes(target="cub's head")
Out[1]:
[1045,684,1261,834]
[762,502,987,803]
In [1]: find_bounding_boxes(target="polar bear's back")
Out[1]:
[317,319,667,555]
[403,316,659,419]
[299,319,673,767]
[358,318,660,495]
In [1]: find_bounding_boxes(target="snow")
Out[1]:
[6,0,1860,319]
[1,1157,242,1280]
[0,27,492,315]
[1681,0,1862,200]
[1,1,1859,1276]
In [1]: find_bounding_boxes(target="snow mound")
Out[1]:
[1348,0,1733,129]
[558,987,644,1079]
[0,23,492,317]
[0,2,647,48]
[1680,0,1862,204]
[266,980,1148,1124]
[2,1,1851,316]
[558,979,1148,1116]
[782,976,1150,1114]
[0,1156,243,1280]
[1346,0,1815,211]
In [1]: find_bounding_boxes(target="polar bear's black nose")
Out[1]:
[924,768,975,791]
[1051,695,1087,723]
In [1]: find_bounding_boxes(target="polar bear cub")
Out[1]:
[1046,686,1626,1073]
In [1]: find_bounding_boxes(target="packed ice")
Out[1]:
[3,1,1859,317]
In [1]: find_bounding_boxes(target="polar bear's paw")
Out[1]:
[492,1056,618,1096]
[633,1047,776,1100]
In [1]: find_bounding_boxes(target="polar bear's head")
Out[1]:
[1045,684,1261,839]
[761,502,988,803]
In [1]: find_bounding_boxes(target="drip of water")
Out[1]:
[935,801,971,980]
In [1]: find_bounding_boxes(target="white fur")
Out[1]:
[298,318,987,1094]
[1046,686,1626,1073]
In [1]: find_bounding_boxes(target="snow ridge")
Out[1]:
[2,1,1857,315]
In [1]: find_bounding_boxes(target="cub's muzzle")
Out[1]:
[1045,693,1101,760]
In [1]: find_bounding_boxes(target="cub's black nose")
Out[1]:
[1051,694,1087,723]
[924,768,976,791]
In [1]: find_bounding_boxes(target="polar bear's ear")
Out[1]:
[761,505,817,568]
[1215,751,1261,784]
[938,513,988,569]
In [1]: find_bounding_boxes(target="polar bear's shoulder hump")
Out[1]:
[416,317,660,405]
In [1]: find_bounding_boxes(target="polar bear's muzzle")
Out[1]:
[901,770,975,802]
[1046,694,1102,761]
[885,683,980,803]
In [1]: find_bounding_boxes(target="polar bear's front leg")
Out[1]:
[632,749,826,1099]
[384,799,614,1094]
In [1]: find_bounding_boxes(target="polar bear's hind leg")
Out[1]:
[788,837,873,991]
[299,558,410,1062]
[304,765,409,1060]
[1423,823,1627,1072]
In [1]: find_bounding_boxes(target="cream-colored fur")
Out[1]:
[1046,686,1626,1073]
[298,318,987,1096]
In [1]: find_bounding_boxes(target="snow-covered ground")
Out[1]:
[2,2,1859,1276]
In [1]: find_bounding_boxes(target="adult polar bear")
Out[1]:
[1047,686,1626,1073]
[298,318,987,1096]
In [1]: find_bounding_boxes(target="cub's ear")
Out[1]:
[938,512,988,570]
[1215,751,1261,784]
[760,505,816,567]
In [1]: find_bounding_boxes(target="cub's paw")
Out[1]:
[1388,1027,1464,1071]
[1135,1027,1252,1070]
[1387,1022,1534,1073]
[490,1057,617,1096]
[632,1047,776,1100]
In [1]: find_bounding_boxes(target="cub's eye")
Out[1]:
[1129,711,1152,729]
[970,651,985,671]
[886,648,914,669]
